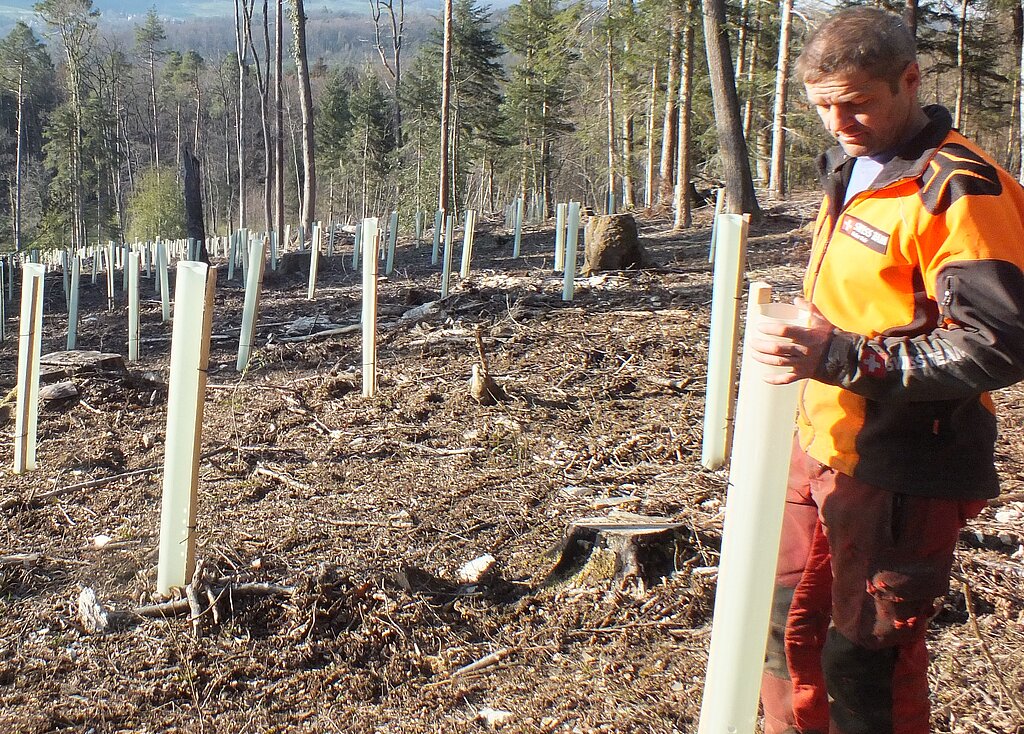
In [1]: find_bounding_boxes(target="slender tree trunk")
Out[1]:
[606,0,617,213]
[234,0,248,229]
[291,0,316,231]
[702,0,761,216]
[742,0,763,142]
[954,0,969,131]
[622,114,635,208]
[659,9,681,208]
[768,0,793,198]
[247,0,273,232]
[150,49,161,169]
[14,64,23,252]
[438,0,453,213]
[644,62,658,209]
[674,2,694,229]
[275,0,284,244]
[904,0,918,39]
[1010,3,1023,173]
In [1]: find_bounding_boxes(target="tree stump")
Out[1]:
[583,213,645,275]
[277,250,312,276]
[40,351,126,383]
[543,512,691,588]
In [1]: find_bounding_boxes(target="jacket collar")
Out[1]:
[817,105,954,189]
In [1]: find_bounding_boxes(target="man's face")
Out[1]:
[804,63,921,158]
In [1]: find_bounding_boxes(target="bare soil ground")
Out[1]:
[1,202,1022,734]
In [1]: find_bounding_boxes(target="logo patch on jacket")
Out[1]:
[917,143,1001,215]
[840,215,890,254]
[859,345,888,379]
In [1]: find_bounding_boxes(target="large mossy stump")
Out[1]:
[583,213,646,275]
[543,512,691,588]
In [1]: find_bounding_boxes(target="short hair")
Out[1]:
[796,7,917,92]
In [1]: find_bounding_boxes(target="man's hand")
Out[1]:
[749,298,836,384]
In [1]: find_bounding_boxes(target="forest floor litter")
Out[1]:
[1,201,1022,733]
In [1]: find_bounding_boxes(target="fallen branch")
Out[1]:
[398,442,483,457]
[0,553,41,566]
[275,324,360,343]
[1,446,234,511]
[452,647,514,677]
[253,464,311,492]
[641,375,696,392]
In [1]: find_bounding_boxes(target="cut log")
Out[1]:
[543,511,691,588]
[40,351,127,377]
[583,213,646,275]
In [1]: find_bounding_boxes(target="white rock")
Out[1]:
[477,707,514,729]
[458,554,496,584]
[91,534,113,549]
[77,587,109,634]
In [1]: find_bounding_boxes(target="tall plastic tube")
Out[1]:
[460,209,477,278]
[513,197,525,257]
[385,211,399,275]
[562,202,582,301]
[227,231,237,281]
[708,188,725,265]
[156,262,217,596]
[157,241,171,322]
[128,252,140,361]
[362,218,381,398]
[697,283,803,734]
[440,214,455,298]
[554,202,567,271]
[67,257,80,350]
[307,223,321,300]
[353,223,363,269]
[236,236,267,372]
[105,242,116,312]
[431,209,444,265]
[701,213,749,470]
[0,260,6,343]
[13,263,44,473]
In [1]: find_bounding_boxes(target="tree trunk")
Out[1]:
[954,0,969,131]
[904,0,918,38]
[768,0,793,198]
[150,49,161,169]
[182,146,210,263]
[14,64,23,252]
[291,0,316,232]
[234,0,248,229]
[275,0,284,247]
[658,10,681,208]
[438,0,453,214]
[606,0,617,214]
[741,0,763,142]
[644,62,658,209]
[622,113,635,209]
[702,0,761,217]
[246,0,273,233]
[673,2,694,230]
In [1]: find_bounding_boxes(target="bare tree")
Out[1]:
[291,0,316,232]
[768,0,794,198]
[658,8,680,208]
[438,0,453,213]
[606,0,617,213]
[702,0,760,216]
[370,0,405,146]
[673,0,694,229]
[275,0,284,246]
[954,0,969,130]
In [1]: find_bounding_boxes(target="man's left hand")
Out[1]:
[749,298,835,384]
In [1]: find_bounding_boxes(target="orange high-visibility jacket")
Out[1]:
[801,106,1024,499]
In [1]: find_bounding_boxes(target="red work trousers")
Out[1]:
[760,439,985,734]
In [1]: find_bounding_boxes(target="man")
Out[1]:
[749,7,1024,734]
